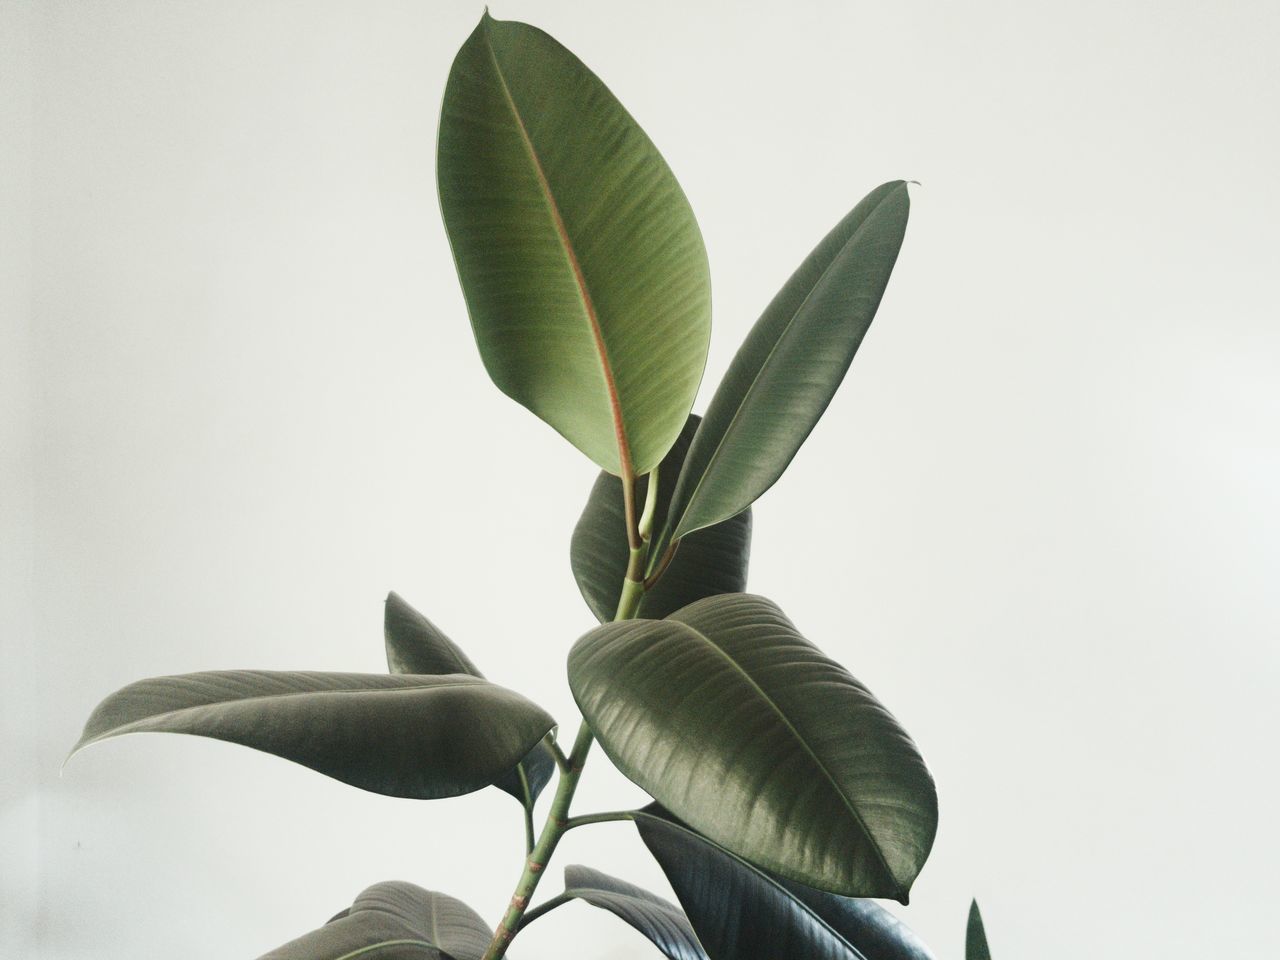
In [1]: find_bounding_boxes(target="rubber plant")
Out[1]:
[71,12,997,960]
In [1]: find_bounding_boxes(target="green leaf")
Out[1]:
[568,593,937,899]
[555,864,707,960]
[570,416,751,622]
[70,670,555,800]
[663,181,911,540]
[775,878,937,960]
[385,591,556,806]
[632,808,866,960]
[259,881,492,960]
[438,12,711,477]
[966,900,991,960]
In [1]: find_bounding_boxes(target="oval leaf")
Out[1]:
[556,864,707,960]
[632,808,865,960]
[571,416,751,622]
[260,881,492,960]
[438,12,711,477]
[665,181,911,539]
[71,671,555,800]
[966,900,991,960]
[385,591,556,806]
[777,878,937,960]
[568,593,937,899]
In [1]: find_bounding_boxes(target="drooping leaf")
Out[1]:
[570,416,751,622]
[555,864,707,960]
[71,671,555,800]
[966,900,991,960]
[631,808,865,960]
[568,593,937,899]
[259,882,492,960]
[663,181,911,540]
[385,591,556,806]
[438,12,711,477]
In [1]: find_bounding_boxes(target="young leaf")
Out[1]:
[555,865,708,960]
[385,591,556,806]
[664,181,911,540]
[70,671,555,800]
[570,416,751,622]
[966,900,992,960]
[438,12,711,477]
[568,593,937,900]
[259,882,492,960]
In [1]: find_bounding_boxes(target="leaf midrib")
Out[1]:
[482,25,635,480]
[664,612,903,896]
[672,187,900,537]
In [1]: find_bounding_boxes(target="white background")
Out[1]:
[4,0,1279,956]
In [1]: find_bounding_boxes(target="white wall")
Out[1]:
[16,0,1280,957]
[1,1,40,955]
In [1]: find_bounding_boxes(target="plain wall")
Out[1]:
[11,0,1280,956]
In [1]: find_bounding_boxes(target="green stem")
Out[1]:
[563,810,635,831]
[482,722,594,960]
[515,891,573,931]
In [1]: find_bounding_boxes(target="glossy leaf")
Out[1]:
[438,12,711,477]
[385,591,556,806]
[260,881,491,960]
[664,181,911,540]
[71,670,555,800]
[778,879,937,960]
[568,593,937,899]
[966,900,991,960]
[570,416,751,622]
[558,864,707,960]
[633,808,864,960]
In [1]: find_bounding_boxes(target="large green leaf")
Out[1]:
[385,591,556,806]
[568,593,937,899]
[259,882,492,960]
[966,900,991,960]
[71,670,555,800]
[438,12,711,477]
[570,416,751,622]
[663,181,911,540]
[555,864,707,960]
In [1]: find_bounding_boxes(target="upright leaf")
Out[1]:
[259,882,492,960]
[70,671,555,800]
[664,181,911,540]
[571,416,751,622]
[438,12,711,477]
[966,900,992,960]
[385,591,556,806]
[556,865,707,960]
[568,593,937,899]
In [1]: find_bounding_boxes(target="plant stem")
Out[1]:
[515,891,573,931]
[563,810,635,831]
[482,721,594,960]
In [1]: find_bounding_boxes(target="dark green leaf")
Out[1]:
[438,12,710,477]
[570,416,751,622]
[966,900,991,960]
[632,808,866,960]
[568,593,937,899]
[558,864,707,960]
[259,882,492,960]
[385,591,556,806]
[664,181,911,540]
[777,879,937,960]
[71,670,555,800]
